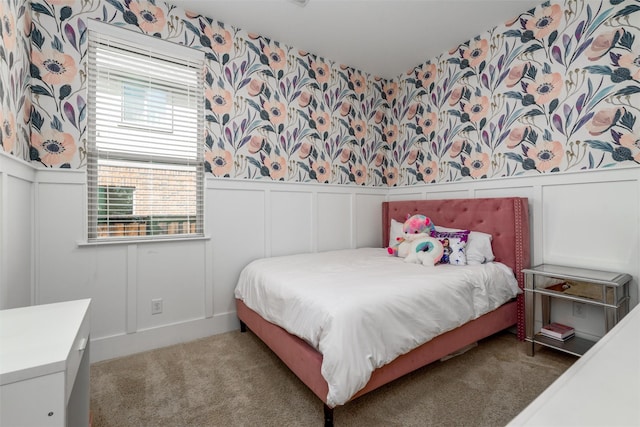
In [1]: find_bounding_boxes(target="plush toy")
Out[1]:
[404,236,444,266]
[387,214,435,258]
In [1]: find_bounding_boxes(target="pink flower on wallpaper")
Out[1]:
[527,141,563,172]
[406,103,418,120]
[406,148,418,165]
[618,53,640,80]
[247,136,264,154]
[298,91,311,108]
[620,133,640,162]
[586,29,621,61]
[449,139,465,158]
[374,110,385,124]
[421,112,438,135]
[297,140,313,159]
[204,24,233,54]
[247,78,264,96]
[383,81,398,102]
[206,148,233,176]
[351,163,367,185]
[31,50,77,85]
[463,96,490,123]
[526,72,562,105]
[506,126,529,148]
[350,72,366,95]
[463,39,489,67]
[374,151,385,167]
[1,11,16,52]
[265,155,287,180]
[32,129,76,166]
[384,166,398,186]
[312,159,331,183]
[351,118,366,141]
[339,101,351,116]
[418,63,437,89]
[448,86,463,106]
[263,45,287,70]
[339,147,351,163]
[264,100,287,126]
[586,107,622,135]
[525,4,562,40]
[1,111,16,153]
[206,87,233,115]
[312,111,330,133]
[505,63,528,87]
[419,161,438,182]
[463,152,490,178]
[311,60,330,84]
[129,1,166,34]
[384,124,398,144]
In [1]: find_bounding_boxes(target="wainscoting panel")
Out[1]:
[271,191,313,257]
[355,193,387,249]
[0,154,35,309]
[317,192,352,252]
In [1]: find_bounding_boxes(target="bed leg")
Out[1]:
[323,404,334,427]
[240,320,247,333]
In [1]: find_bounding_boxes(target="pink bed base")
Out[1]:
[236,197,530,424]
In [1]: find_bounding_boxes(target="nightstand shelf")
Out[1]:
[523,264,631,357]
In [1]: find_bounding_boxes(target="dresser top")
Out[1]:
[0,299,91,385]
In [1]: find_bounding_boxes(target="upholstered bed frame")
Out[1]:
[236,197,530,426]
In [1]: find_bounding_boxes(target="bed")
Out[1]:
[235,197,530,425]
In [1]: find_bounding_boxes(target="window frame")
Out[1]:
[86,20,205,243]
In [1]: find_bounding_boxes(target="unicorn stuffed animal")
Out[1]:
[404,236,444,266]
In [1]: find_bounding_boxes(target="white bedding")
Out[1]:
[234,248,520,407]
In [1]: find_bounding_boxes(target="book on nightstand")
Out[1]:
[540,322,575,340]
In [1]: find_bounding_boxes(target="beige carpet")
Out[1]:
[90,330,575,426]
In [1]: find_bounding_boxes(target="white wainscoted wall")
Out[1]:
[1,151,638,361]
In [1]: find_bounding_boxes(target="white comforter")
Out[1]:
[234,248,520,407]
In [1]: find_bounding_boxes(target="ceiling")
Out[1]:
[168,0,544,78]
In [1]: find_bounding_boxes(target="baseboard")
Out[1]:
[90,311,240,363]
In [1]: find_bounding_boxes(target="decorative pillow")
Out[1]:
[434,226,494,264]
[432,229,470,265]
[389,219,404,247]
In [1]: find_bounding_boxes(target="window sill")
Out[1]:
[77,235,211,247]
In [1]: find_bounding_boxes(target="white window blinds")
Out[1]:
[87,23,204,241]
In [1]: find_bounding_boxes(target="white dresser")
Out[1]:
[0,299,91,427]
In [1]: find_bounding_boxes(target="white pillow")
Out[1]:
[389,218,404,247]
[434,225,494,264]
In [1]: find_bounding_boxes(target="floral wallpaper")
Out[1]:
[0,0,30,160]
[390,0,640,185]
[7,0,640,186]
[25,0,389,185]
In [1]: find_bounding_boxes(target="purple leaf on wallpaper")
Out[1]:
[551,46,563,65]
[481,130,490,145]
[562,34,571,49]
[552,114,564,134]
[575,21,585,41]
[574,38,594,60]
[238,136,251,149]
[431,93,437,104]
[64,24,77,52]
[224,127,233,144]
[240,61,247,75]
[576,94,585,114]
[481,73,489,89]
[575,112,595,131]
[324,93,330,105]
[498,114,505,130]
[497,55,504,71]
[78,19,87,46]
[224,67,232,84]
[77,95,86,122]
[238,78,250,90]
[563,104,572,119]
[63,102,76,128]
[240,118,247,133]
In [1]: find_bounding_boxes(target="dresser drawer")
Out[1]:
[65,308,90,405]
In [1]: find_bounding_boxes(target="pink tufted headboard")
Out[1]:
[382,197,530,339]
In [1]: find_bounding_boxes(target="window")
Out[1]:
[87,22,204,241]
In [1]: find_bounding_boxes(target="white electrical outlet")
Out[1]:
[573,301,586,318]
[151,298,163,315]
